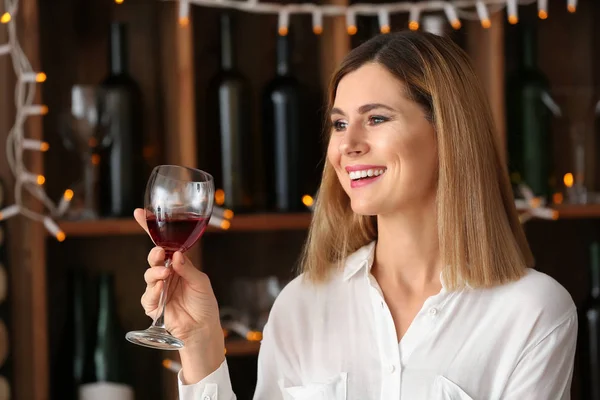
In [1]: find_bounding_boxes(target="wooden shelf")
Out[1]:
[553,204,600,219]
[225,338,261,357]
[54,213,312,237]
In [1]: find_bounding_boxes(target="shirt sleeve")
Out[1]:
[501,310,578,400]
[253,320,286,399]
[178,359,237,400]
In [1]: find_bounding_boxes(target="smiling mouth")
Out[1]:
[348,168,387,181]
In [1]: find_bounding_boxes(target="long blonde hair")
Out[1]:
[299,31,533,290]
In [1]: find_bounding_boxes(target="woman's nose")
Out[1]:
[339,125,369,157]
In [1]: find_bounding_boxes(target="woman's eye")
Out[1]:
[369,115,388,125]
[332,120,347,131]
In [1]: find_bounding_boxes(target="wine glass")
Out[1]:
[59,85,113,219]
[126,165,214,350]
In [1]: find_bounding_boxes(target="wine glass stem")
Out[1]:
[152,258,173,330]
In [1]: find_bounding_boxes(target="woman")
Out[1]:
[136,31,577,399]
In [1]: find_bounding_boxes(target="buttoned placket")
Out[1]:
[366,267,402,400]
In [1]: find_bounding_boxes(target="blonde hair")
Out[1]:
[299,31,533,290]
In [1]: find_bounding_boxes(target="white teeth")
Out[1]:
[348,168,386,181]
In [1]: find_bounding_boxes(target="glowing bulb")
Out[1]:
[37,175,45,185]
[36,72,47,82]
[408,7,420,31]
[246,331,263,341]
[178,17,189,27]
[1,13,11,24]
[313,25,323,35]
[347,25,357,35]
[481,19,491,28]
[115,0,124,3]
[40,142,49,151]
[302,195,314,207]
[508,15,518,24]
[312,11,323,35]
[278,26,288,36]
[538,10,548,19]
[56,231,66,242]
[567,0,577,13]
[64,189,74,201]
[220,219,231,230]
[409,21,419,31]
[553,192,563,205]
[564,173,574,188]
[278,10,289,36]
[215,189,225,206]
[346,10,357,35]
[223,209,234,219]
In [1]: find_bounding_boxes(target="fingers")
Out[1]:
[144,265,171,286]
[171,251,208,289]
[147,246,166,267]
[134,208,150,236]
[141,280,163,316]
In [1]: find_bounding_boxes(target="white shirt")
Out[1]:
[179,241,577,400]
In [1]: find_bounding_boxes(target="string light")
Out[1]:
[378,9,391,34]
[179,0,190,26]
[22,105,48,116]
[475,1,491,28]
[0,206,19,221]
[115,0,124,3]
[302,195,314,207]
[507,0,518,24]
[538,0,548,19]
[312,10,323,35]
[346,9,357,35]
[43,217,66,242]
[1,0,73,241]
[567,0,577,13]
[278,9,289,36]
[443,3,461,30]
[56,189,74,217]
[408,6,420,31]
[22,139,49,152]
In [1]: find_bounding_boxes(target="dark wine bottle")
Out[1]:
[262,33,304,211]
[506,23,553,199]
[580,241,600,400]
[205,13,254,211]
[99,22,145,218]
[79,273,134,400]
[51,269,89,400]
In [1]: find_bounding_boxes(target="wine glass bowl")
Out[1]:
[126,165,214,350]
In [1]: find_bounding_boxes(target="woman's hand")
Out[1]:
[135,208,225,383]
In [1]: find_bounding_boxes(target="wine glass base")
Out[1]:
[126,326,184,350]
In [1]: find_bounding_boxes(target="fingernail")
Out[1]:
[178,252,185,265]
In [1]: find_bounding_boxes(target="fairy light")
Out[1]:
[115,0,124,3]
[476,1,491,28]
[22,139,49,152]
[56,189,74,216]
[302,195,314,207]
[43,217,66,242]
[346,9,357,35]
[0,206,19,221]
[443,3,461,30]
[567,0,577,13]
[0,13,10,24]
[246,331,263,341]
[20,72,46,83]
[278,10,289,36]
[23,105,48,116]
[408,6,420,31]
[312,10,323,35]
[378,9,390,34]
[507,0,518,24]
[179,0,190,26]
[538,0,548,19]
[209,214,231,230]
[564,173,574,188]
[215,189,225,206]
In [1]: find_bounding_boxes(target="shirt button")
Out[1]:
[429,307,438,316]
[203,396,211,400]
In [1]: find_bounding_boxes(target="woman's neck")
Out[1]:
[373,199,442,294]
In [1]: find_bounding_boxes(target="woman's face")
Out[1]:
[327,63,438,216]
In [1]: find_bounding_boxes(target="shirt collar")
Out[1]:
[342,241,376,281]
[341,240,449,291]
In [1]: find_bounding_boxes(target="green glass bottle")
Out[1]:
[506,23,553,199]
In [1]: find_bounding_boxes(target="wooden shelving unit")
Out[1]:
[225,338,261,357]
[553,204,600,219]
[54,212,313,237]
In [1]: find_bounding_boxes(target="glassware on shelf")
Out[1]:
[59,85,113,220]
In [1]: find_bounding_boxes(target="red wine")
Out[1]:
[146,214,209,258]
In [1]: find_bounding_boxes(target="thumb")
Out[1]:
[171,251,203,285]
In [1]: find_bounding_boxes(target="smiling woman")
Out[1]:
[136,31,577,400]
